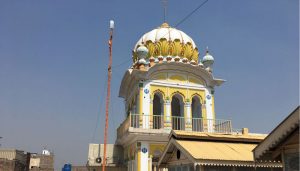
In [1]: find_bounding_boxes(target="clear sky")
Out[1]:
[0,0,298,170]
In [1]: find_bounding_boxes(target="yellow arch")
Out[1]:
[170,91,185,100]
[191,93,204,103]
[152,89,165,100]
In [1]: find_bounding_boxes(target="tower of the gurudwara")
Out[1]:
[116,22,227,170]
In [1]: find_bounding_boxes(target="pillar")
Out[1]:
[164,100,171,129]
[185,102,192,131]
[153,165,157,171]
[211,94,215,120]
[205,88,213,132]
[142,82,151,129]
[138,83,143,127]
[136,141,149,171]
[135,143,140,171]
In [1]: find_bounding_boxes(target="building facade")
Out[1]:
[115,22,228,171]
[87,144,126,170]
[29,152,54,171]
[0,149,29,171]
[90,22,285,171]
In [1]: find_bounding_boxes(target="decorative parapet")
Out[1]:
[117,114,234,140]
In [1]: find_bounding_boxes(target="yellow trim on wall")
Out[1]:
[169,74,186,84]
[189,90,205,101]
[169,87,186,99]
[189,76,205,85]
[152,73,167,80]
[148,157,151,171]
[137,149,141,171]
[149,144,166,157]
[150,85,167,99]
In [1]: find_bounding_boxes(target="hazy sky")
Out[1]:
[0,0,298,170]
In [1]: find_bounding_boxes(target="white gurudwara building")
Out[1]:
[87,23,283,171]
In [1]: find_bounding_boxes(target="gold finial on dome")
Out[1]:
[160,22,170,28]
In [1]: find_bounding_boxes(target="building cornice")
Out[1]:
[119,63,225,98]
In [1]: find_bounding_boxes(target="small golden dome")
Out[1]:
[160,22,170,28]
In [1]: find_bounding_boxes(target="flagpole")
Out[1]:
[102,20,114,171]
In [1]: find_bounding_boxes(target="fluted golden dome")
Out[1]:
[132,23,199,64]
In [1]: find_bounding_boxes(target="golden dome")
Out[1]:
[132,23,199,64]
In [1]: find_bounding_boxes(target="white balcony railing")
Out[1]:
[171,116,185,130]
[117,114,233,138]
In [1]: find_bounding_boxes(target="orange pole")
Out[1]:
[102,23,113,171]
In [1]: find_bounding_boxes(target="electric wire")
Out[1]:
[91,63,125,143]
[111,58,131,68]
[174,0,209,27]
[91,77,107,143]
[109,94,116,143]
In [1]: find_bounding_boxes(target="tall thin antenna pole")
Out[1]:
[162,0,168,22]
[102,20,114,171]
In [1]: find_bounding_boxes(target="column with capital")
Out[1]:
[185,102,192,131]
[164,99,171,129]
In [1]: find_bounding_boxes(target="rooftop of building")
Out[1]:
[254,106,299,160]
[158,130,282,168]
[171,130,267,143]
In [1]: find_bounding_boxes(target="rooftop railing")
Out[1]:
[117,114,233,138]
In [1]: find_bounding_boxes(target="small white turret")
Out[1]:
[202,47,214,72]
[136,45,149,60]
[136,45,149,70]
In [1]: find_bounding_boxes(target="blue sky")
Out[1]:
[0,0,298,170]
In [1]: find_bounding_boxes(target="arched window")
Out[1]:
[192,96,203,131]
[171,94,184,130]
[153,93,164,129]
[153,93,164,115]
[192,96,202,118]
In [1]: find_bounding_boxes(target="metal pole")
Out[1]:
[102,20,114,171]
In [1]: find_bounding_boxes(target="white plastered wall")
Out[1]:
[142,81,151,129]
[141,142,149,171]
[205,88,214,132]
